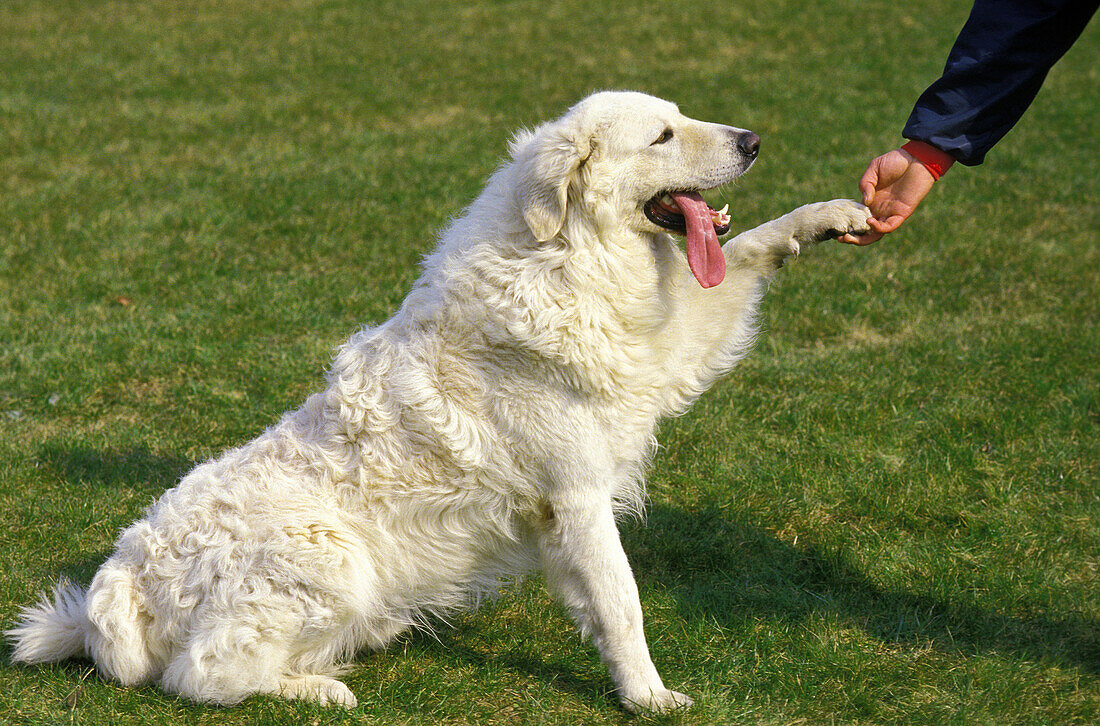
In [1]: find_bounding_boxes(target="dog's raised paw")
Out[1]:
[813,199,872,241]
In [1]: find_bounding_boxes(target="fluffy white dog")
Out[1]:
[8,91,870,713]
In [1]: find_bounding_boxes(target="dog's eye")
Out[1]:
[651,128,674,145]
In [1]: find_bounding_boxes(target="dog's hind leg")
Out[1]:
[161,630,359,708]
[159,626,280,706]
[159,594,360,708]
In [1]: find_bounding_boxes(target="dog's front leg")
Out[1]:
[725,199,871,270]
[536,490,691,714]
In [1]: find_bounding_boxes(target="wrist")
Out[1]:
[901,140,955,181]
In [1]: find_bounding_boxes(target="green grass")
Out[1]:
[1,0,1097,724]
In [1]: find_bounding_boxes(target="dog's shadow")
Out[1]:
[30,444,195,581]
[391,501,1098,713]
[620,504,1099,675]
[37,444,194,500]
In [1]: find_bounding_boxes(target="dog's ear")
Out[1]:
[511,120,592,242]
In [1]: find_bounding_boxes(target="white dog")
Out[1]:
[8,91,870,713]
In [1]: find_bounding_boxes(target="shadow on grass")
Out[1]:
[37,444,194,496]
[32,444,195,582]
[398,503,1098,711]
[622,504,1100,675]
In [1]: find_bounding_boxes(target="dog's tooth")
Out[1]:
[710,204,729,224]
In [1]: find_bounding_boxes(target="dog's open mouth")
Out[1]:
[644,191,732,288]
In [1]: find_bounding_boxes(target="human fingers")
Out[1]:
[867,214,906,234]
[837,228,885,245]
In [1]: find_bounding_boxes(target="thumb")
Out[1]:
[858,163,880,206]
[859,180,876,207]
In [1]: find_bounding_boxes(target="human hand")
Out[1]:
[837,148,936,245]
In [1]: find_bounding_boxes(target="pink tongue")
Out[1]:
[670,191,725,288]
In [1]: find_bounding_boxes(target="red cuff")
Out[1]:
[901,140,955,181]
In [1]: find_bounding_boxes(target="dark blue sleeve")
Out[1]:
[903,0,1097,166]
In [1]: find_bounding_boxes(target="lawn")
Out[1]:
[1,1,1097,724]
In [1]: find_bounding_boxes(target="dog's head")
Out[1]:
[510,91,759,288]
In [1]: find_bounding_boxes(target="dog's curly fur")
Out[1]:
[8,92,870,712]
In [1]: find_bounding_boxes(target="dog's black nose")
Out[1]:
[737,131,761,158]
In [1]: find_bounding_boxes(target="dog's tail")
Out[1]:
[8,568,156,685]
[7,579,90,664]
